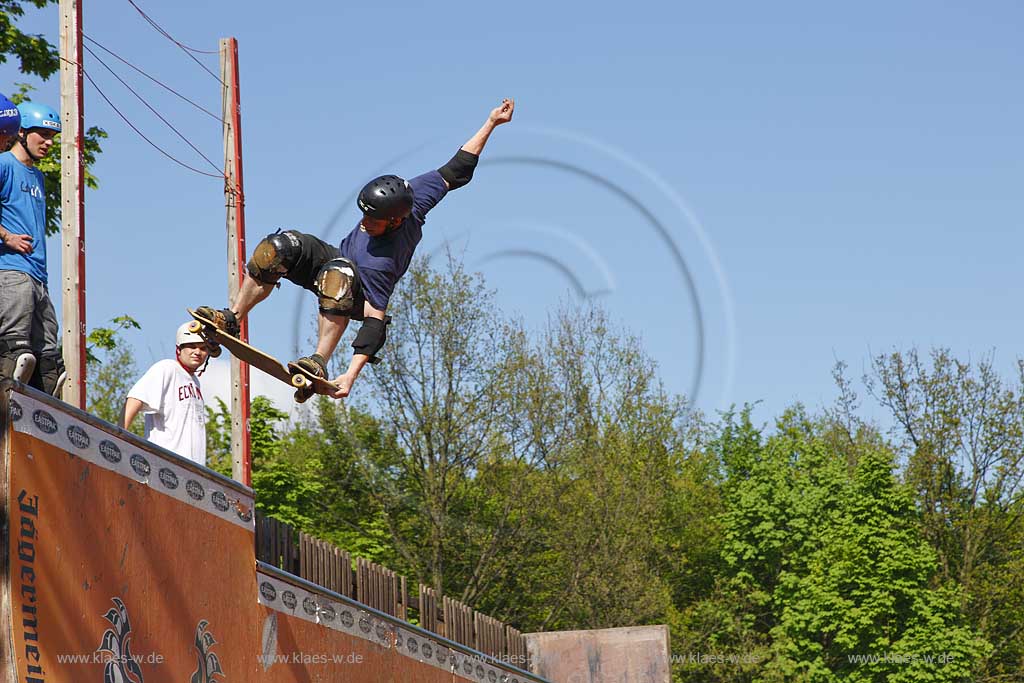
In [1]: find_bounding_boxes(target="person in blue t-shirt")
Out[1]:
[0,101,65,394]
[196,98,515,400]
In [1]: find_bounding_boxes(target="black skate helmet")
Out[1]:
[357,175,414,221]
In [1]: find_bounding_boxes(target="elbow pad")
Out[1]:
[352,316,390,365]
[438,149,479,190]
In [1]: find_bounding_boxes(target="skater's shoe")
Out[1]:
[194,306,240,337]
[292,353,327,380]
[290,354,327,404]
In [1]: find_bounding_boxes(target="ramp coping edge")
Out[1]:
[5,382,254,531]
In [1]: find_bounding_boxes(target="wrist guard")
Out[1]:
[352,316,390,365]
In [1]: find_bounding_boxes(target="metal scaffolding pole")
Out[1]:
[220,38,251,485]
[59,0,86,408]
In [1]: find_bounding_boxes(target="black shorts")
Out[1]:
[247,230,337,291]
[247,231,366,319]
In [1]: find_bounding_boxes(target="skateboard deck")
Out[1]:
[187,309,338,402]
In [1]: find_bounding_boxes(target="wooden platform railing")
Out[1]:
[256,514,298,572]
[300,532,353,597]
[419,584,440,632]
[255,513,528,663]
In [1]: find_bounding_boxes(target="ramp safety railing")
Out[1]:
[255,513,528,665]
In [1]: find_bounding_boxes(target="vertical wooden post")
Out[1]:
[220,38,251,485]
[59,0,86,408]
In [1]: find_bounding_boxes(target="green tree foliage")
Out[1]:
[205,395,284,458]
[198,254,705,635]
[206,393,403,563]
[207,395,328,529]
[185,256,1022,682]
[332,254,705,634]
[521,305,690,630]
[767,441,985,682]
[0,0,58,78]
[354,253,542,598]
[280,398,407,565]
[678,407,988,682]
[86,314,141,431]
[204,397,230,473]
[865,349,1024,680]
[206,395,287,472]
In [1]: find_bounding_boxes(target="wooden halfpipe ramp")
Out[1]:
[0,382,546,683]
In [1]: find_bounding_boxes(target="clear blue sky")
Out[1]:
[3,1,1022,421]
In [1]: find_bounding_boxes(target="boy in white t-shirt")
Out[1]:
[124,322,211,466]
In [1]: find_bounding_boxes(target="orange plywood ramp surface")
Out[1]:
[255,569,541,683]
[255,605,459,682]
[1,385,546,683]
[3,389,257,682]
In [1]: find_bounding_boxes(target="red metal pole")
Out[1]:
[73,0,86,408]
[225,38,251,486]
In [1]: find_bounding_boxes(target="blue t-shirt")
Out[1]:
[0,151,48,283]
[339,171,448,311]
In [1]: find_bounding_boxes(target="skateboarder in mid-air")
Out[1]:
[196,97,514,400]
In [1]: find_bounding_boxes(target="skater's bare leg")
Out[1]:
[231,275,275,320]
[315,311,349,360]
[196,274,274,337]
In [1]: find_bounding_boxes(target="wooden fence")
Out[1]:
[255,514,527,664]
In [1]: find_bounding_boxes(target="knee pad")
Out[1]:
[314,257,360,314]
[0,337,33,381]
[31,354,65,396]
[247,230,302,284]
[352,316,390,365]
[13,352,36,383]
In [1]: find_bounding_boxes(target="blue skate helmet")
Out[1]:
[0,93,20,139]
[17,101,61,132]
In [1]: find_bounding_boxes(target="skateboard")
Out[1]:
[186,309,339,403]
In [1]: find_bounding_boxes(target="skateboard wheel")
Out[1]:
[188,320,202,333]
[290,374,309,388]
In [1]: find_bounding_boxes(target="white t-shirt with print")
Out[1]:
[127,359,207,466]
